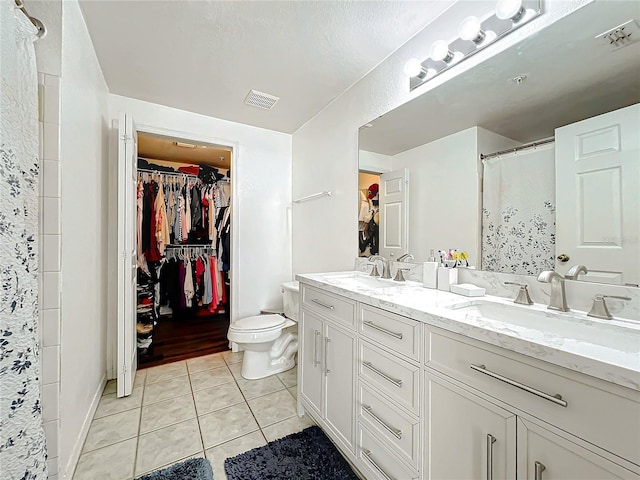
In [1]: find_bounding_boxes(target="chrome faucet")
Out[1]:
[587,294,632,320]
[504,282,533,305]
[394,253,415,281]
[537,271,569,312]
[565,265,588,280]
[368,255,392,279]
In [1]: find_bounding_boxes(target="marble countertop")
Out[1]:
[296,271,640,391]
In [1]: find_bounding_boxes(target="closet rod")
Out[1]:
[480,137,555,161]
[137,168,198,178]
[15,0,46,39]
[293,190,332,203]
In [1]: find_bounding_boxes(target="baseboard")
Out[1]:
[60,373,106,480]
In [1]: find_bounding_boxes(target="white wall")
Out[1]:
[359,150,392,173]
[106,95,292,365]
[58,0,110,477]
[292,0,589,275]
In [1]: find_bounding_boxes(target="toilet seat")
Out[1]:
[229,314,285,334]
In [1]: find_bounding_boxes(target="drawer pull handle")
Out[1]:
[311,298,335,310]
[362,449,396,480]
[313,330,321,367]
[363,320,403,340]
[363,361,403,388]
[324,337,331,375]
[363,404,403,440]
[470,364,567,407]
[486,434,496,480]
[534,461,546,480]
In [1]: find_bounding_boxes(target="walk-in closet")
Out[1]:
[135,132,232,368]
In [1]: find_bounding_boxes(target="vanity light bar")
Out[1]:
[407,0,543,91]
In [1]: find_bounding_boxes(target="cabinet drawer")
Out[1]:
[359,304,421,362]
[301,284,356,329]
[360,340,420,415]
[358,423,419,480]
[359,382,420,469]
[426,327,640,466]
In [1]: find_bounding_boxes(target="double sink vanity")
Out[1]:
[295,270,640,480]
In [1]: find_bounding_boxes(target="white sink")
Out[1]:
[447,300,640,354]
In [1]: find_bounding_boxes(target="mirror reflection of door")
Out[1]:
[358,171,380,257]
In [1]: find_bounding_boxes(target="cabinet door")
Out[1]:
[425,370,516,480]
[325,323,355,451]
[300,310,324,417]
[517,418,638,480]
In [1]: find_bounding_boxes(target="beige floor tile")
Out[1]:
[83,409,140,453]
[139,452,206,478]
[140,393,196,434]
[205,431,266,480]
[145,360,188,385]
[186,353,226,374]
[189,365,233,392]
[288,386,297,400]
[73,438,136,480]
[261,414,315,442]
[276,367,297,388]
[135,418,203,476]
[228,362,243,380]
[236,375,285,400]
[142,375,191,406]
[247,389,297,428]
[102,379,117,396]
[221,350,243,365]
[193,382,244,416]
[199,403,259,449]
[134,369,146,388]
[94,387,143,419]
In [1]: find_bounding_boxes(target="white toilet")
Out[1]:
[227,281,299,380]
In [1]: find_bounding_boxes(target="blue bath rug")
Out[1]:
[224,426,358,480]
[136,457,213,480]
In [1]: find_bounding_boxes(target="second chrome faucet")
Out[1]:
[537,270,569,312]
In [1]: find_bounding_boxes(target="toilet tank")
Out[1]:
[281,281,300,322]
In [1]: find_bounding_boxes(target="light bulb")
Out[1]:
[404,58,423,77]
[430,40,453,63]
[495,0,525,21]
[459,16,486,44]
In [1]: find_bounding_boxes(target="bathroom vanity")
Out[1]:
[296,272,640,480]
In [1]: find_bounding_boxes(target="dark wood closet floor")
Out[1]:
[138,310,230,369]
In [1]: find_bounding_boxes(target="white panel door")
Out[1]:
[379,168,408,260]
[117,112,138,397]
[516,418,636,479]
[324,323,355,451]
[299,310,323,417]
[555,104,639,286]
[425,370,517,480]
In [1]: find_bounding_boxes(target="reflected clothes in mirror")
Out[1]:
[359,188,379,256]
[481,143,555,275]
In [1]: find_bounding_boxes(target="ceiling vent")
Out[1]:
[244,90,279,110]
[596,20,639,51]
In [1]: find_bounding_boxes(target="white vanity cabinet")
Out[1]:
[299,284,356,452]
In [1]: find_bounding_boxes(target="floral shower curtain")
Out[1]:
[0,1,48,478]
[481,143,556,276]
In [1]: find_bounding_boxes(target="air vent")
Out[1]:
[596,20,639,51]
[244,90,279,110]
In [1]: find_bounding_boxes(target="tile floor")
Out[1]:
[72,351,313,480]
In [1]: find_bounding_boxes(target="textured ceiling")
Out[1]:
[79,0,455,133]
[359,0,640,154]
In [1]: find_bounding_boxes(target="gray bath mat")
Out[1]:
[136,457,213,480]
[225,426,358,479]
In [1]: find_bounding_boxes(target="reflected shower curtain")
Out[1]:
[0,1,48,478]
[481,143,555,276]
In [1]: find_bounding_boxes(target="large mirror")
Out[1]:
[359,0,640,287]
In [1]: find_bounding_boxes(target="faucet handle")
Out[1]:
[368,262,381,277]
[587,294,632,320]
[394,267,411,282]
[504,282,534,305]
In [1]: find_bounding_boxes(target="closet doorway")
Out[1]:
[358,171,380,257]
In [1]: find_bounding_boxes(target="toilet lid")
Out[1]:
[232,314,286,332]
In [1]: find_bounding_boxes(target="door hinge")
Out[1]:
[120,134,132,142]
[121,364,127,375]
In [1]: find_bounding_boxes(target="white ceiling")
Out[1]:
[359,0,640,155]
[78,0,455,133]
